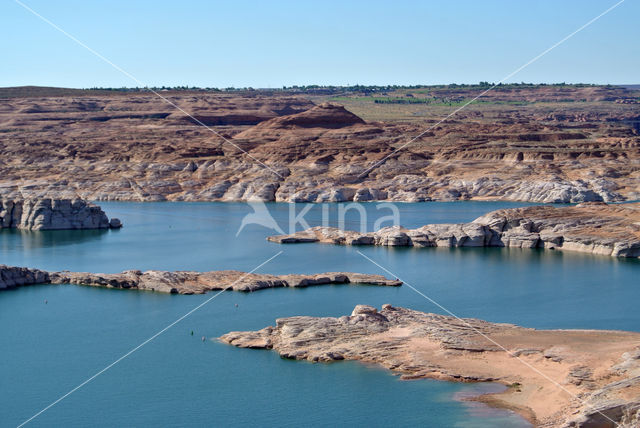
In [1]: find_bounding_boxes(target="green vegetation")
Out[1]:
[373,97,433,104]
[328,96,531,106]
[79,82,602,94]
[282,82,598,92]
[508,382,523,392]
[0,82,618,99]
[372,98,530,106]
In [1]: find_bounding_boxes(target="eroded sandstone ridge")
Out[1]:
[1,85,638,203]
[0,198,121,230]
[0,265,400,293]
[220,304,640,427]
[268,202,640,258]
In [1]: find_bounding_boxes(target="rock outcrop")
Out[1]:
[0,198,120,230]
[0,265,50,289]
[221,304,640,427]
[233,103,365,138]
[0,86,638,203]
[268,203,640,258]
[0,265,400,293]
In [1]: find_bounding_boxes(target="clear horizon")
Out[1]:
[1,0,639,88]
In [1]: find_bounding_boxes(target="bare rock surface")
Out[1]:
[0,265,50,289]
[0,198,120,230]
[220,304,640,427]
[0,265,400,293]
[269,203,640,258]
[1,86,638,203]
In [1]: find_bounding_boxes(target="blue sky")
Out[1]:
[1,0,638,88]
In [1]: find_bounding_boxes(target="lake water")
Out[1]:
[2,201,639,427]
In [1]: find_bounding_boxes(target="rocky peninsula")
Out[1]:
[0,198,121,230]
[0,265,401,293]
[1,85,638,203]
[268,202,640,258]
[221,304,640,427]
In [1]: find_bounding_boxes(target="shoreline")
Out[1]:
[402,373,538,425]
[0,265,401,294]
[470,392,537,426]
[4,193,635,204]
[268,202,640,258]
[220,304,640,427]
[393,370,536,425]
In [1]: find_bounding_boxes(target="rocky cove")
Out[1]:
[1,83,639,427]
[221,304,640,427]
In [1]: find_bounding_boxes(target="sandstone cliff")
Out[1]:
[269,202,640,258]
[1,86,638,203]
[221,304,640,427]
[0,198,120,230]
[0,265,400,293]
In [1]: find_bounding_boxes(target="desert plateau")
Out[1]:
[1,84,638,203]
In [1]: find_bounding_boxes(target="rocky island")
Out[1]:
[0,198,121,230]
[0,265,401,293]
[269,202,640,258]
[221,304,640,427]
[1,85,638,203]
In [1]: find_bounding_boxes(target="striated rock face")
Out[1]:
[0,265,400,293]
[220,304,640,427]
[268,203,640,258]
[0,265,50,289]
[0,198,121,230]
[234,103,365,137]
[0,86,638,203]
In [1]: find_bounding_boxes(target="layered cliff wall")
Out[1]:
[268,203,640,258]
[1,87,638,203]
[0,198,120,230]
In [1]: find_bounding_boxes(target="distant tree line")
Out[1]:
[373,98,432,104]
[83,82,601,93]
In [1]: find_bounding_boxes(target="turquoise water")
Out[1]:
[2,201,639,427]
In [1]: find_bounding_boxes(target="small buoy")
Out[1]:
[235,303,238,308]
[201,336,206,342]
[190,331,194,336]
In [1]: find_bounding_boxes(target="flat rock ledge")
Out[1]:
[0,265,401,293]
[268,202,640,258]
[220,304,640,427]
[0,198,121,230]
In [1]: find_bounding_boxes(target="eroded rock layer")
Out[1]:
[1,86,638,203]
[0,265,401,293]
[220,304,640,427]
[0,198,120,230]
[268,202,640,258]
